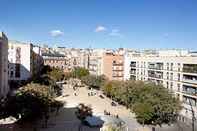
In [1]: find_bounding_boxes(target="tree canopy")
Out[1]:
[0,83,63,123]
[102,80,181,126]
[81,75,106,90]
[71,67,89,79]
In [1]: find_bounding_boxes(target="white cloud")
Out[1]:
[109,29,123,37]
[95,25,107,32]
[50,30,64,37]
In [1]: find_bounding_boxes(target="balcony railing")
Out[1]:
[148,65,163,70]
[183,64,197,74]
[130,71,136,74]
[130,64,136,68]
[183,79,197,84]
[148,74,163,79]
[182,90,197,96]
[113,63,123,66]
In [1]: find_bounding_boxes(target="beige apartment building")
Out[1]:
[88,49,124,80]
[103,53,124,81]
[0,32,9,98]
[124,50,197,125]
[88,49,105,76]
[42,52,67,71]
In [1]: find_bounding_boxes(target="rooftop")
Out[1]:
[42,52,65,57]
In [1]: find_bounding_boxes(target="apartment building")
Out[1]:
[65,48,90,70]
[124,50,197,125]
[0,32,9,98]
[88,49,106,76]
[88,48,124,80]
[42,52,67,71]
[103,53,124,81]
[41,47,90,71]
[8,41,43,82]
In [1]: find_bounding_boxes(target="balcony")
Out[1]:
[113,63,123,66]
[113,74,123,77]
[183,75,197,85]
[183,96,197,107]
[148,71,163,79]
[182,85,197,97]
[130,69,136,75]
[183,64,197,74]
[130,75,136,80]
[148,62,163,70]
[130,62,136,68]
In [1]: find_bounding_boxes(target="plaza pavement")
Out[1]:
[0,83,194,131]
[56,84,148,131]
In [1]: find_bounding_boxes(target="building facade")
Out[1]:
[88,49,105,76]
[8,41,43,82]
[103,53,124,81]
[0,32,9,98]
[42,52,67,71]
[124,50,197,125]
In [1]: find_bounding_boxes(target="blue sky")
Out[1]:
[0,0,197,49]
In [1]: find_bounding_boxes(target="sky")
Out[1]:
[0,0,197,49]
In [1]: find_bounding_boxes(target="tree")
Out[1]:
[102,81,113,97]
[32,75,62,96]
[102,80,181,126]
[1,83,63,123]
[81,75,106,89]
[71,67,89,79]
[75,103,93,120]
[133,102,154,126]
[130,82,181,126]
[47,67,65,82]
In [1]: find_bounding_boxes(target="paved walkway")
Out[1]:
[56,85,146,131]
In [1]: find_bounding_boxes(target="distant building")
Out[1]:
[88,49,124,80]
[89,49,105,76]
[41,47,90,71]
[103,53,124,81]
[42,52,67,71]
[124,50,197,125]
[8,41,43,82]
[89,55,103,76]
[0,32,9,98]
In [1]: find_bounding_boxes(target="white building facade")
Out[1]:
[88,49,105,76]
[8,41,43,82]
[124,50,197,125]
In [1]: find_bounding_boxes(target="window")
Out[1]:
[170,82,173,90]
[178,73,180,81]
[15,64,20,78]
[177,84,180,91]
[170,73,173,80]
[10,71,14,78]
[178,63,181,71]
[171,63,173,71]
[167,72,169,80]
[167,63,169,70]
[166,82,169,88]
